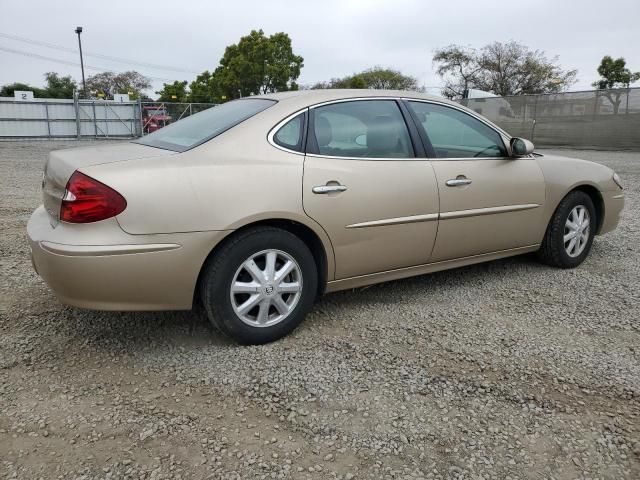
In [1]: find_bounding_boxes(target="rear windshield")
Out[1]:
[135,98,276,152]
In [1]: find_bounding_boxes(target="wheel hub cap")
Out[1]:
[230,249,303,328]
[564,205,590,258]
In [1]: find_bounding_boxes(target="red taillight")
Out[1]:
[60,171,127,223]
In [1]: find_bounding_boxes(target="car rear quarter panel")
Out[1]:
[81,108,336,280]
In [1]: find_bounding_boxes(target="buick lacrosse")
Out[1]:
[28,90,624,344]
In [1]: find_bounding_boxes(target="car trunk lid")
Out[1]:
[42,142,173,223]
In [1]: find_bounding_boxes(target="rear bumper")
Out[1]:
[27,206,229,311]
[599,191,624,235]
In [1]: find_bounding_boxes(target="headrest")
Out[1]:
[315,116,332,147]
[366,115,399,154]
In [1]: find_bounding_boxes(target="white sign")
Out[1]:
[14,91,34,101]
[113,94,130,102]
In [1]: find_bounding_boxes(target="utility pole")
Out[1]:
[75,26,87,99]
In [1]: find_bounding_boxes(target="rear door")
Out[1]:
[301,99,439,280]
[405,100,546,262]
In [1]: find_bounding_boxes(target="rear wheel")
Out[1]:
[537,191,596,268]
[200,227,317,344]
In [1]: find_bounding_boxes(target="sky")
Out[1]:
[1,0,639,97]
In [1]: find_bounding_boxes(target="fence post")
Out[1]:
[530,95,539,142]
[74,91,81,139]
[137,98,143,136]
[104,101,109,138]
[626,88,630,115]
[44,102,51,138]
[91,101,98,137]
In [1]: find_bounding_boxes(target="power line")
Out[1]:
[0,45,180,82]
[0,31,200,74]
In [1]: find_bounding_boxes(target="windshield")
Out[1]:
[135,98,276,152]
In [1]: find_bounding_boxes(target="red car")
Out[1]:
[142,106,171,133]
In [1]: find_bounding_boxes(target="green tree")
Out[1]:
[354,67,418,90]
[432,46,482,98]
[85,71,151,99]
[156,80,189,102]
[433,41,577,99]
[311,67,418,90]
[0,82,48,97]
[309,80,331,89]
[43,72,77,98]
[213,29,303,99]
[187,70,226,103]
[311,76,366,89]
[592,56,640,114]
[593,56,640,89]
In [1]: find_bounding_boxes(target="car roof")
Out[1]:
[257,89,457,107]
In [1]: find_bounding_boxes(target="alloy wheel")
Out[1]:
[564,205,590,258]
[230,249,303,327]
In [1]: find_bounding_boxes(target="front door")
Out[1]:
[302,99,440,280]
[405,100,546,262]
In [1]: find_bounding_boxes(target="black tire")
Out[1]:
[537,190,596,269]
[200,227,318,345]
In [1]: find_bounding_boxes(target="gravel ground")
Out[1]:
[1,141,638,480]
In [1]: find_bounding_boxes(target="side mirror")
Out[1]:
[510,137,534,157]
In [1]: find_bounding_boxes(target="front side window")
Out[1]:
[273,113,304,151]
[408,101,507,159]
[311,100,413,158]
[135,98,276,152]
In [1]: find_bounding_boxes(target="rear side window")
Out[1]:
[273,113,305,152]
[408,101,506,159]
[310,100,414,159]
[135,98,276,152]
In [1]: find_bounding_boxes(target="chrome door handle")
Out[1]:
[312,185,347,194]
[446,178,472,187]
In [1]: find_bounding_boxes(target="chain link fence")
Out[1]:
[4,89,639,148]
[139,102,216,135]
[460,88,640,150]
[0,97,216,139]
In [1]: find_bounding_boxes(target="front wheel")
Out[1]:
[537,190,596,268]
[200,227,318,344]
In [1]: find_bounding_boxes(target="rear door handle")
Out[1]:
[312,184,347,194]
[446,178,472,187]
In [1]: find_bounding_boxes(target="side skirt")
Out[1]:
[325,244,540,293]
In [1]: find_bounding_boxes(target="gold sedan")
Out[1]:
[27,90,624,344]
